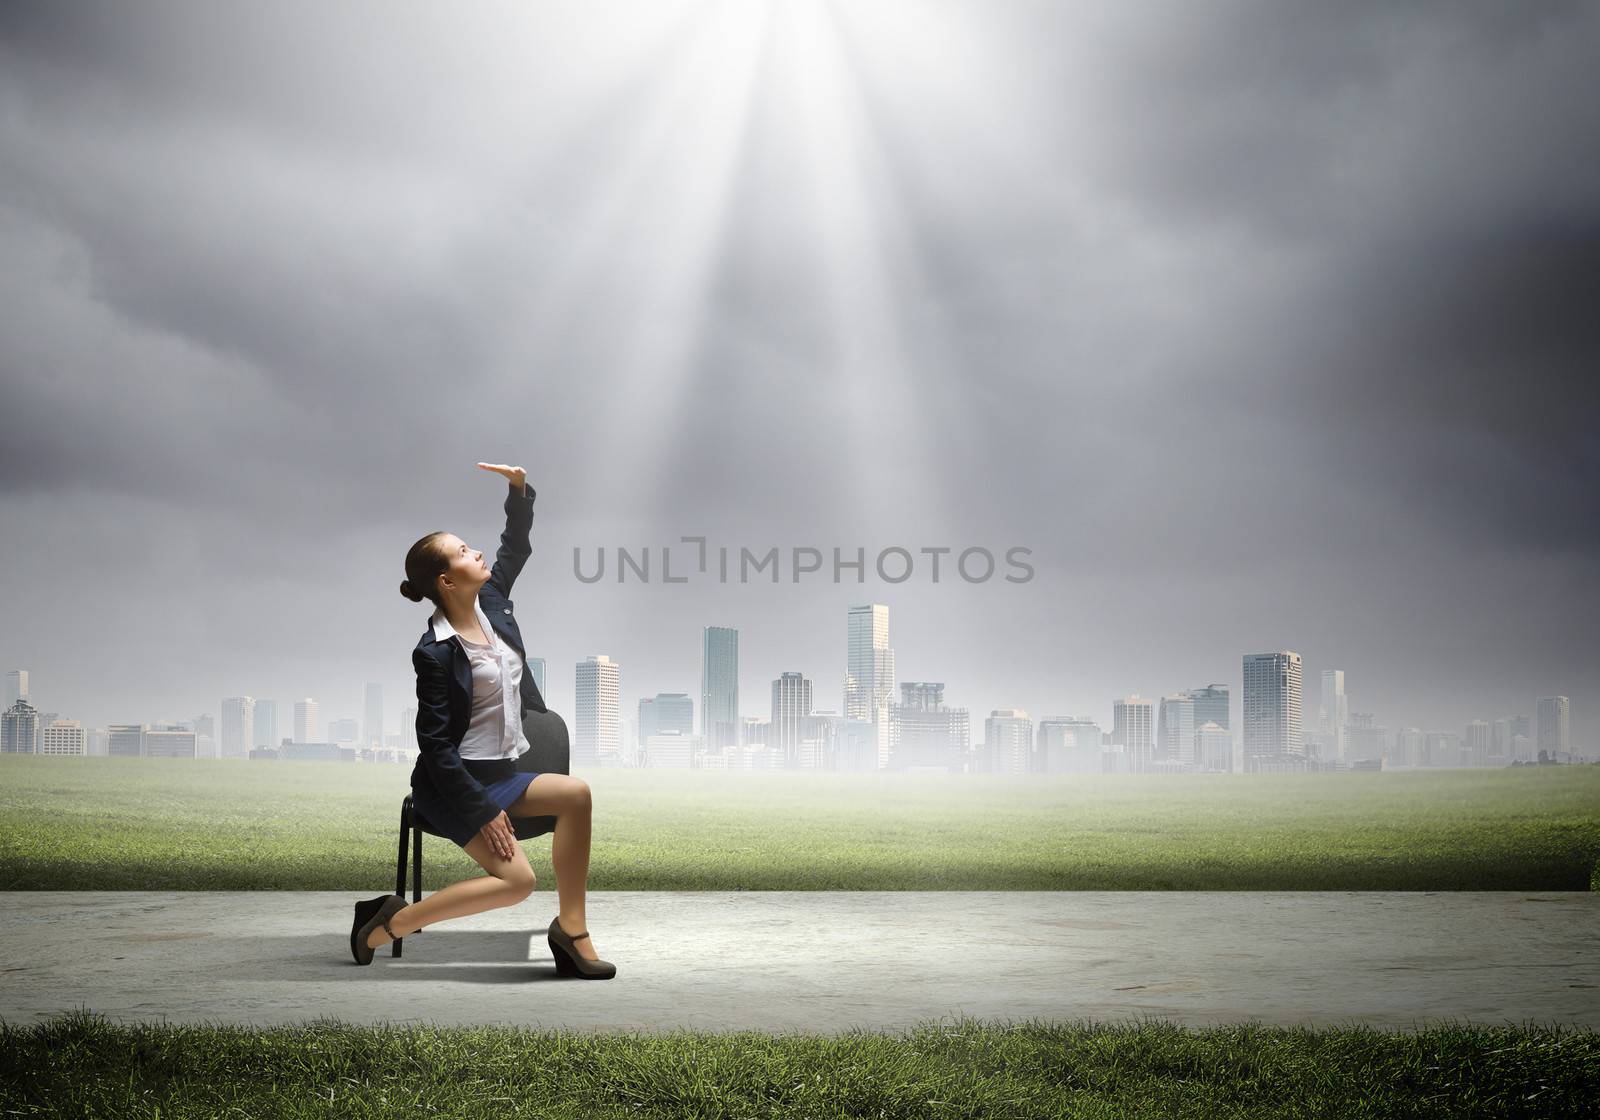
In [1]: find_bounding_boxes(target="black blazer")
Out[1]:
[409,481,548,836]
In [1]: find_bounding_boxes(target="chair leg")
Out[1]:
[394,801,410,958]
[412,814,423,904]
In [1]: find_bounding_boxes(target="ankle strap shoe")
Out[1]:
[547,915,617,979]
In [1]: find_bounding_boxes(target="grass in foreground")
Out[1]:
[1,1010,1594,1119]
[1,757,1597,892]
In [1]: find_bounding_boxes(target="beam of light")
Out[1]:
[490,0,770,520]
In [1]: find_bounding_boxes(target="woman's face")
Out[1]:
[436,534,489,595]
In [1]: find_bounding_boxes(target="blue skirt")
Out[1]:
[412,768,541,848]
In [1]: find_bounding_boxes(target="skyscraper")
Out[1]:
[639,693,694,747]
[1157,693,1196,765]
[844,605,895,724]
[984,709,1033,773]
[1536,696,1570,760]
[771,672,813,766]
[701,626,739,752]
[893,683,970,772]
[220,696,255,760]
[1320,669,1347,761]
[1188,684,1229,732]
[1,699,39,754]
[527,657,546,699]
[1242,652,1304,770]
[253,699,279,751]
[575,655,620,766]
[293,698,319,744]
[4,670,27,711]
[1112,695,1155,772]
[364,682,384,751]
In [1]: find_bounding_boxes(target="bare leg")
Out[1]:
[551,790,594,954]
[367,833,535,949]
[508,774,599,960]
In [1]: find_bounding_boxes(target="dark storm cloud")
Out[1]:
[2,0,1598,738]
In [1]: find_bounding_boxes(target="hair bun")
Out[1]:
[399,579,417,602]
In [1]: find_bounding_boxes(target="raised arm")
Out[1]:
[477,462,536,598]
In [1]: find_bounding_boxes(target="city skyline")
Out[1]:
[4,597,1584,762]
[3,3,1597,755]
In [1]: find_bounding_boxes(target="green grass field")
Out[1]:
[2,756,1595,891]
[3,1010,1595,1119]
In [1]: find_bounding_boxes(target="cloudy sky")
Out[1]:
[2,0,1597,747]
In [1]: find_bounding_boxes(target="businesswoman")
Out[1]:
[350,461,615,979]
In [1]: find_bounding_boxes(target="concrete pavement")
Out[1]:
[2,891,1595,1034]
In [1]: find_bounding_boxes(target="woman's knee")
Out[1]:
[499,866,536,899]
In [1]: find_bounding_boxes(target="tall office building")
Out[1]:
[701,626,739,752]
[1112,695,1155,772]
[1320,669,1348,761]
[1036,717,1078,773]
[1346,712,1387,765]
[2,699,39,754]
[1158,693,1196,765]
[4,670,27,711]
[1393,727,1424,768]
[1464,719,1491,767]
[527,657,547,700]
[984,709,1033,774]
[220,696,255,760]
[844,605,895,724]
[1197,721,1232,771]
[892,683,970,772]
[771,672,813,766]
[1536,696,1570,760]
[364,682,384,751]
[293,698,319,744]
[253,700,279,751]
[1188,684,1229,732]
[574,655,620,766]
[108,723,145,758]
[400,705,417,752]
[1242,651,1304,770]
[639,693,694,747]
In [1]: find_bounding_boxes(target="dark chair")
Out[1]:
[392,708,571,957]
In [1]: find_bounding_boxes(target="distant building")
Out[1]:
[146,726,198,759]
[293,699,319,744]
[891,683,969,772]
[1158,693,1196,765]
[39,719,87,756]
[1320,669,1347,762]
[1,699,40,754]
[1112,695,1155,772]
[700,626,739,753]
[1536,696,1570,760]
[844,605,895,731]
[771,672,813,766]
[1242,652,1304,771]
[639,693,694,747]
[220,697,255,760]
[575,655,621,767]
[984,709,1033,774]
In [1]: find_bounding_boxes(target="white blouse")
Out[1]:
[431,599,531,761]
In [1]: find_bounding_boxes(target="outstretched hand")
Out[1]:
[477,462,526,491]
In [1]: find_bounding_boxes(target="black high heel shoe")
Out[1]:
[547,916,617,979]
[351,894,407,966]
